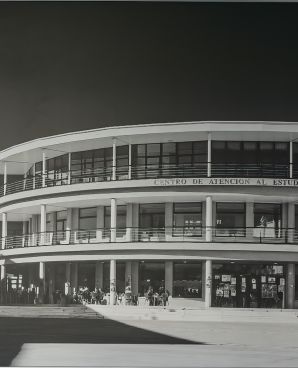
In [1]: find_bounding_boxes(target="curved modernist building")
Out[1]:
[1,121,298,309]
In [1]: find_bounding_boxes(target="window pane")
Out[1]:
[162,143,176,155]
[57,211,67,220]
[173,262,202,298]
[174,203,202,213]
[177,142,192,155]
[147,144,160,156]
[79,207,97,218]
[193,141,207,154]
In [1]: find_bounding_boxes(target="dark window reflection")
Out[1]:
[173,262,202,298]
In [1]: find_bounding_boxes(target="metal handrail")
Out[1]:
[0,163,293,197]
[2,226,298,249]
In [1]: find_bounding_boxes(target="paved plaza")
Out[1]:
[0,310,297,367]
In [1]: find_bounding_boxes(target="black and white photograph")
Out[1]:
[0,1,298,367]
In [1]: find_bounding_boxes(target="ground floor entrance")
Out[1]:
[212,263,286,309]
[0,260,295,308]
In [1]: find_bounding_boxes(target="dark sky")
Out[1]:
[0,2,297,149]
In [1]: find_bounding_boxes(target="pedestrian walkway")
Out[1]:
[88,305,298,323]
[0,305,102,319]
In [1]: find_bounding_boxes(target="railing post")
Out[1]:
[3,162,7,196]
[68,152,71,185]
[207,132,212,177]
[112,138,117,181]
[42,151,46,188]
[290,140,293,178]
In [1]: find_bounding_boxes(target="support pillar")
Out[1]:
[40,204,46,245]
[3,162,7,196]
[1,213,7,250]
[95,261,104,289]
[246,202,254,240]
[110,198,117,242]
[49,264,55,304]
[38,261,45,303]
[126,203,133,241]
[288,203,295,243]
[290,140,293,179]
[125,261,132,288]
[205,260,212,308]
[165,203,173,241]
[112,138,117,181]
[205,196,212,242]
[22,220,27,247]
[0,264,6,304]
[131,261,139,296]
[287,263,295,309]
[68,152,71,185]
[42,151,46,188]
[207,132,212,177]
[165,261,173,296]
[66,208,72,242]
[128,143,132,179]
[32,163,36,190]
[65,262,71,296]
[110,259,116,305]
[71,263,78,294]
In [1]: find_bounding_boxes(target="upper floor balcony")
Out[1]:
[2,226,298,250]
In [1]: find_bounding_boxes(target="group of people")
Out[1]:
[145,286,170,306]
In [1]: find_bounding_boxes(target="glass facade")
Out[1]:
[139,203,165,241]
[173,203,202,237]
[79,207,97,230]
[254,203,282,238]
[131,141,207,178]
[216,203,246,237]
[173,262,202,298]
[212,141,289,177]
[212,263,285,308]
[139,262,165,296]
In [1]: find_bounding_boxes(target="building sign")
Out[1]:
[153,178,298,188]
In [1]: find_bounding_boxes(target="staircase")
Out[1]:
[0,305,103,319]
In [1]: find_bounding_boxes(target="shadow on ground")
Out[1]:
[0,317,202,366]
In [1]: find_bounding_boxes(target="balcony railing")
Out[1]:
[0,163,294,198]
[2,226,298,250]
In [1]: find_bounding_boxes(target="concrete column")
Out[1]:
[205,259,212,308]
[132,204,139,241]
[131,261,139,296]
[96,206,105,240]
[32,163,36,190]
[287,263,295,309]
[3,162,7,196]
[125,261,132,287]
[112,138,117,181]
[1,213,7,250]
[71,263,78,294]
[40,204,47,245]
[48,264,55,304]
[66,208,72,242]
[205,196,212,242]
[38,261,45,302]
[0,264,6,304]
[110,259,116,305]
[110,198,117,242]
[165,203,173,241]
[288,203,295,243]
[282,203,288,241]
[42,151,46,188]
[246,202,254,240]
[22,220,27,247]
[68,152,71,185]
[207,132,212,177]
[165,261,173,296]
[95,262,104,289]
[126,203,133,241]
[290,140,293,179]
[128,143,132,180]
[65,262,71,296]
